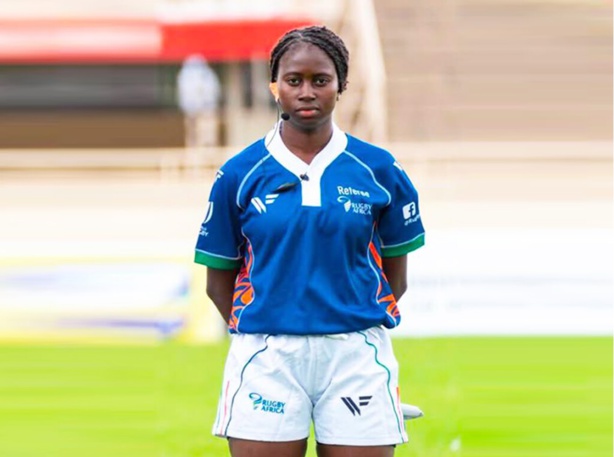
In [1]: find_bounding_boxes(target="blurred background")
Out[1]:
[0,0,611,456]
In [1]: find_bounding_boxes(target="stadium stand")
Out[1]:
[374,0,612,141]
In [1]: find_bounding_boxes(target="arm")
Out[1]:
[206,267,239,323]
[382,255,408,301]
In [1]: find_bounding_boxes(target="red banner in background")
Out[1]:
[0,18,314,64]
[161,20,313,62]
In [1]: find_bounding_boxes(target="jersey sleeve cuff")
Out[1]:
[194,250,242,270]
[381,233,425,258]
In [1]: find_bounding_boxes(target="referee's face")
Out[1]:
[276,42,339,130]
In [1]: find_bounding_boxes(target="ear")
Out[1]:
[269,82,279,102]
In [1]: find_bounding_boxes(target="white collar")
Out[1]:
[264,122,348,180]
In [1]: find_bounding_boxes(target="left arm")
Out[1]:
[206,266,240,323]
[383,254,408,301]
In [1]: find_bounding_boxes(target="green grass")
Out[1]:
[0,337,610,457]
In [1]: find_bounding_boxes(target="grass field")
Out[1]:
[0,337,610,457]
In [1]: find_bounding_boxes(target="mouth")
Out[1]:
[295,107,320,118]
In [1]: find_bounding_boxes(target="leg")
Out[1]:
[214,336,313,454]
[229,437,308,457]
[312,330,407,454]
[316,443,395,457]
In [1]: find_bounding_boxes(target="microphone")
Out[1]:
[300,173,309,181]
[281,112,290,121]
[273,181,298,193]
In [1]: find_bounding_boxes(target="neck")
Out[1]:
[280,121,334,164]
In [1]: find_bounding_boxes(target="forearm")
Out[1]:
[207,289,233,322]
[206,267,239,323]
[382,255,408,300]
[387,275,408,301]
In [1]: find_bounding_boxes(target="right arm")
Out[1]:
[206,267,240,323]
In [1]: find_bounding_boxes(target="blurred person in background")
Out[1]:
[194,26,425,457]
[177,54,221,170]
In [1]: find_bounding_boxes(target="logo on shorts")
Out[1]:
[341,395,372,416]
[249,392,286,414]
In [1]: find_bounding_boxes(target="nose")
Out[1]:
[298,82,316,100]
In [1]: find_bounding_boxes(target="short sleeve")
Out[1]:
[194,168,244,270]
[377,160,425,257]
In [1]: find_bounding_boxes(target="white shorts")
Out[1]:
[212,326,408,446]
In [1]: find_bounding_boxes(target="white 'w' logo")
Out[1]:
[251,197,267,214]
[251,194,279,214]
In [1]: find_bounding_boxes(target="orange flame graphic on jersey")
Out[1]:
[369,241,400,320]
[228,243,254,331]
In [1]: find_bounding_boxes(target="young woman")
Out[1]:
[195,25,425,457]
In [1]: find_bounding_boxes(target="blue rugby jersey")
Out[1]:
[194,123,425,335]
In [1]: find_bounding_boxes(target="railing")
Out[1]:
[0,147,234,180]
[1,141,608,179]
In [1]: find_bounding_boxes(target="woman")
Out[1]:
[195,25,425,457]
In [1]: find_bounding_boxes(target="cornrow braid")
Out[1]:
[269,25,350,93]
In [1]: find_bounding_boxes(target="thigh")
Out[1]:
[230,438,308,457]
[316,443,395,457]
[313,327,408,447]
[213,334,313,442]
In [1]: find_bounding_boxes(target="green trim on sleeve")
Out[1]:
[381,233,425,258]
[194,251,242,270]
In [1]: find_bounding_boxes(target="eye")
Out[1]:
[314,77,330,86]
[285,77,300,86]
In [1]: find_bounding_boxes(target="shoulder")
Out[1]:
[343,134,397,171]
[219,138,270,179]
[213,137,272,209]
[343,134,418,195]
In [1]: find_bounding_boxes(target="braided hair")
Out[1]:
[269,25,350,93]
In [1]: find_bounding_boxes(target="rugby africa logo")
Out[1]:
[249,392,286,414]
[336,185,372,216]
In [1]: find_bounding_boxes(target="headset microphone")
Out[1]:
[269,82,290,121]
